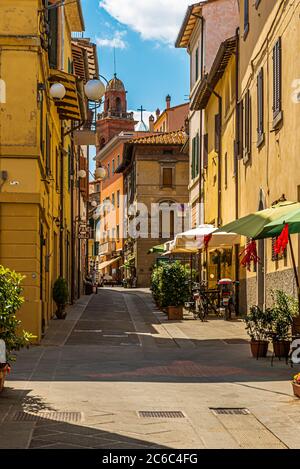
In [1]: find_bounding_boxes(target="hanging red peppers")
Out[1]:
[274,223,289,256]
[239,240,260,271]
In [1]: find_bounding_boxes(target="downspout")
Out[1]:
[199,15,204,222]
[204,79,223,228]
[70,127,75,303]
[59,124,64,277]
[234,28,240,315]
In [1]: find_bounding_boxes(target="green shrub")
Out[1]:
[53,277,69,306]
[151,261,189,308]
[267,289,298,341]
[244,305,273,341]
[0,265,34,361]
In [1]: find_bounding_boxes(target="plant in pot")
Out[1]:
[292,372,300,398]
[159,262,190,320]
[150,265,163,307]
[244,305,273,358]
[267,290,297,358]
[0,266,35,391]
[53,277,69,319]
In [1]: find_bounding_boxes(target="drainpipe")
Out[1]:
[198,15,204,223]
[234,28,240,314]
[204,79,222,227]
[59,124,64,277]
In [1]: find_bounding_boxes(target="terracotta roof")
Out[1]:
[127,130,187,146]
[191,36,236,110]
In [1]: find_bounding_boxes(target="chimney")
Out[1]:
[166,94,171,109]
[155,108,160,119]
[149,114,155,132]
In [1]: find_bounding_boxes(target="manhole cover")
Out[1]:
[138,411,185,419]
[210,408,250,415]
[12,411,82,423]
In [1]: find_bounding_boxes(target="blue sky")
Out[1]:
[81,0,190,115]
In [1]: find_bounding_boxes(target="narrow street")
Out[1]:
[0,289,299,449]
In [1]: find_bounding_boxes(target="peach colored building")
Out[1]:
[152,95,189,133]
[176,0,239,228]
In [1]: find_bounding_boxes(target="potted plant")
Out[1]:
[244,305,272,358]
[292,372,300,398]
[159,262,189,320]
[267,290,297,358]
[53,277,69,319]
[0,266,34,392]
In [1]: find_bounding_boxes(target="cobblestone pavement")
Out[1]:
[1,288,300,449]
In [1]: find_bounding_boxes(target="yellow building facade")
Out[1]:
[0,0,86,340]
[237,0,300,309]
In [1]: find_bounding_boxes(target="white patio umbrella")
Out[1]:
[171,225,240,252]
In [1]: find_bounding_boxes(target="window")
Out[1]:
[257,68,264,146]
[112,192,115,207]
[117,155,120,167]
[46,120,51,175]
[68,145,71,191]
[243,90,251,163]
[273,37,282,125]
[107,162,110,178]
[116,224,120,240]
[224,152,228,189]
[162,168,173,187]
[112,227,116,240]
[55,148,59,191]
[195,47,199,82]
[116,97,122,112]
[117,190,120,207]
[244,0,249,38]
[191,133,199,179]
[203,133,208,169]
[112,159,115,175]
[48,5,58,68]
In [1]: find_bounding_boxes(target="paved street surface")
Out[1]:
[1,288,300,449]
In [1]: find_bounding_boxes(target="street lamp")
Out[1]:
[49,82,66,100]
[94,166,107,181]
[84,79,106,102]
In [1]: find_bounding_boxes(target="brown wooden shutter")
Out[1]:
[257,68,264,140]
[273,37,282,118]
[203,133,208,168]
[195,132,199,175]
[163,168,173,187]
[243,91,251,162]
[48,6,58,69]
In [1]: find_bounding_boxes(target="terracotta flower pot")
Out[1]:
[292,382,300,398]
[273,340,290,358]
[56,304,67,320]
[167,306,183,321]
[250,340,269,358]
[0,364,10,393]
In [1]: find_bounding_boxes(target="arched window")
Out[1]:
[116,97,122,112]
[100,138,105,149]
[106,99,110,112]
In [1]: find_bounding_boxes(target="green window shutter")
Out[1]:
[195,133,199,176]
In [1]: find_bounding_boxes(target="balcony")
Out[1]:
[99,241,116,256]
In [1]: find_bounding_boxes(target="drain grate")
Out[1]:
[210,408,250,416]
[138,411,185,419]
[12,411,82,423]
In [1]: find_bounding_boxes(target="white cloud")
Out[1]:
[99,0,191,45]
[96,30,127,49]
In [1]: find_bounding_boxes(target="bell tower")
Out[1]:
[96,74,136,152]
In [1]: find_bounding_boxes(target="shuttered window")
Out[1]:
[203,133,208,169]
[191,134,199,179]
[45,120,51,175]
[244,0,249,37]
[257,68,264,144]
[243,90,251,163]
[273,37,282,119]
[163,168,173,187]
[48,6,58,69]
